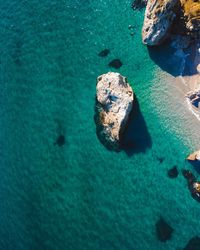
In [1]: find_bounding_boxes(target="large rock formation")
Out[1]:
[142,0,200,46]
[96,72,134,149]
[181,0,200,37]
[142,0,179,45]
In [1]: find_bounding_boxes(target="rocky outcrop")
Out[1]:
[142,0,200,46]
[96,72,134,149]
[181,0,200,38]
[182,169,200,202]
[142,0,179,45]
[187,150,200,161]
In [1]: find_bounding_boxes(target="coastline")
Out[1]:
[180,41,200,120]
[149,41,200,152]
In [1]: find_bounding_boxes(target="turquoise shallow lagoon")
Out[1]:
[1,0,200,249]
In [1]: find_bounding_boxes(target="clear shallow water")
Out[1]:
[1,0,200,249]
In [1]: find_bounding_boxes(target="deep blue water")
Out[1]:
[1,0,200,249]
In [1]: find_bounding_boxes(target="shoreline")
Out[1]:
[175,40,200,120]
[150,40,200,152]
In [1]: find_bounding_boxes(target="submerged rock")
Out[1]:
[168,166,179,178]
[157,156,165,164]
[182,169,196,184]
[96,72,134,149]
[156,217,174,242]
[184,236,200,250]
[55,135,65,147]
[108,59,122,69]
[98,49,110,57]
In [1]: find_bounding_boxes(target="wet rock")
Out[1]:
[184,236,200,250]
[108,59,122,69]
[168,166,179,178]
[95,72,134,149]
[156,217,174,242]
[182,169,200,202]
[98,49,110,57]
[55,135,65,147]
[182,169,196,184]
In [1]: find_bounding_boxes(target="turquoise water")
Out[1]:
[1,0,200,249]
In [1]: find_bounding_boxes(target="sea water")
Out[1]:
[1,0,200,249]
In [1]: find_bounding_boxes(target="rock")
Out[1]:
[142,0,179,46]
[142,0,200,46]
[168,166,179,178]
[182,169,196,184]
[108,59,123,69]
[181,0,200,38]
[181,169,200,202]
[184,236,200,250]
[186,89,200,109]
[96,72,134,149]
[155,217,174,242]
[98,49,110,57]
[55,135,65,147]
[187,150,200,161]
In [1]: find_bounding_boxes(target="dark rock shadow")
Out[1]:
[183,236,200,250]
[94,96,152,155]
[120,96,152,155]
[147,41,198,77]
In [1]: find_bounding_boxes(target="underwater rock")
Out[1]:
[168,166,179,178]
[156,217,174,242]
[182,169,196,184]
[96,72,134,149]
[55,135,65,147]
[131,0,147,10]
[98,49,110,57]
[157,156,165,163]
[142,0,178,45]
[108,59,122,69]
[184,236,200,250]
